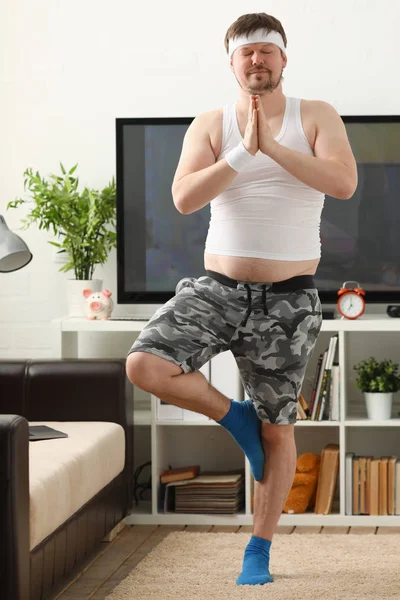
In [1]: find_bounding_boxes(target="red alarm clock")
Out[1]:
[337,281,366,319]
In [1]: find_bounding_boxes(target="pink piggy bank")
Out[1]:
[82,288,114,320]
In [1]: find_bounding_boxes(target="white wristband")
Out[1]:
[225,142,255,172]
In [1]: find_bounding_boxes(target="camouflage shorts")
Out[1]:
[127,270,323,425]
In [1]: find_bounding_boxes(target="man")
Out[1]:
[126,12,357,586]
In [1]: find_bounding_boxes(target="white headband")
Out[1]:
[228,30,287,59]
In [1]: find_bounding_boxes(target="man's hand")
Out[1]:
[243,95,259,155]
[255,95,276,156]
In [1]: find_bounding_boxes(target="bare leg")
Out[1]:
[126,352,265,480]
[236,422,297,585]
[126,352,231,421]
[253,422,297,541]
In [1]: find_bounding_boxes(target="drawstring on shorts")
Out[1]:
[204,269,316,329]
[241,284,268,327]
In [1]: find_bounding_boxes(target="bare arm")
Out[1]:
[264,101,358,200]
[171,112,239,214]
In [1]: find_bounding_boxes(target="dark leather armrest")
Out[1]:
[0,415,30,600]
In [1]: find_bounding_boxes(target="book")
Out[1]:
[317,335,338,421]
[309,353,323,416]
[297,402,307,420]
[369,458,380,516]
[311,351,328,420]
[160,465,201,484]
[395,461,400,515]
[353,456,360,515]
[345,452,354,515]
[298,393,310,417]
[365,457,372,515]
[387,456,397,515]
[379,457,389,516]
[359,457,366,514]
[314,443,340,514]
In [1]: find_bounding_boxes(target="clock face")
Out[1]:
[338,292,365,319]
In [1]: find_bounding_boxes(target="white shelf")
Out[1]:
[56,317,149,332]
[52,315,400,527]
[345,418,400,426]
[53,314,400,334]
[124,511,400,526]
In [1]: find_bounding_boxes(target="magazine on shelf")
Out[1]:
[160,471,245,513]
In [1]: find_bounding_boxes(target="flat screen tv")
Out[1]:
[116,115,400,305]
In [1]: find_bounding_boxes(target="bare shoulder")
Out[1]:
[192,108,223,158]
[300,99,346,149]
[302,99,345,127]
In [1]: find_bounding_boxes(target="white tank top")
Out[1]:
[204,97,325,261]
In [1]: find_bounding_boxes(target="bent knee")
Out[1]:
[126,351,182,391]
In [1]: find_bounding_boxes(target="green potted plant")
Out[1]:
[353,357,400,420]
[7,162,117,316]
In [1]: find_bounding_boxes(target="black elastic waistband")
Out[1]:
[205,270,315,292]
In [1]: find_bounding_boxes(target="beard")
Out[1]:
[241,68,284,94]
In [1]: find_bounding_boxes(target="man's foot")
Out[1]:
[217,399,264,481]
[236,536,273,585]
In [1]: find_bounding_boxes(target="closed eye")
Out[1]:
[243,51,272,56]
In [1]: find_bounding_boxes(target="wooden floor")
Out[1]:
[53,524,400,599]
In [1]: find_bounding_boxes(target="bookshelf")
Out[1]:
[52,315,400,526]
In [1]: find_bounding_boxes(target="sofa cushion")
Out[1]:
[28,421,125,550]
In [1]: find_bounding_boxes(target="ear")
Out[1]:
[102,289,112,298]
[83,288,93,298]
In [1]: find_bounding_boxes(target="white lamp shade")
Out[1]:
[0,215,33,272]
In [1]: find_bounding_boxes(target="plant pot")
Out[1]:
[364,392,393,420]
[66,278,102,317]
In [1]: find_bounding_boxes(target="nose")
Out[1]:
[252,52,265,65]
[90,301,101,311]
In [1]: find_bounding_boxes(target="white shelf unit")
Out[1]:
[52,315,400,526]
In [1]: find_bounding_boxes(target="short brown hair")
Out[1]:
[224,12,287,54]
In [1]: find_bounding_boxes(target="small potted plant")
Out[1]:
[7,162,117,316]
[353,357,400,420]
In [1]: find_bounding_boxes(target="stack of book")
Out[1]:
[298,334,340,421]
[159,466,245,514]
[346,454,400,515]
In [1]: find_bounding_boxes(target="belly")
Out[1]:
[204,252,320,283]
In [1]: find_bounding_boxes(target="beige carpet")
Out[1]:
[105,531,400,599]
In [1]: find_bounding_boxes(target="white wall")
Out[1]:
[1,0,400,361]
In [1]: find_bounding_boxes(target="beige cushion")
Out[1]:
[28,421,125,550]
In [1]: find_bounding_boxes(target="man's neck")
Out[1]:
[236,88,286,118]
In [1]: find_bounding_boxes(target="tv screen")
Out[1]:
[116,116,400,304]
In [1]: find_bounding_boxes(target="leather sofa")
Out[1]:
[0,359,134,600]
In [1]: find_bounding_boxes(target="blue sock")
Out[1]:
[218,399,264,481]
[236,535,273,585]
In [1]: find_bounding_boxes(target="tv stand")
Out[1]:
[52,315,400,527]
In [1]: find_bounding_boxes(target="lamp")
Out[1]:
[0,214,33,272]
